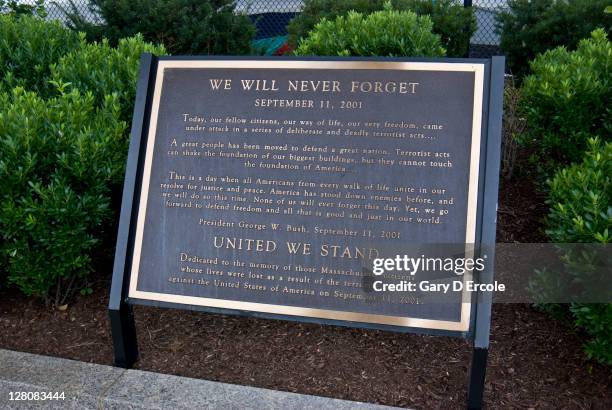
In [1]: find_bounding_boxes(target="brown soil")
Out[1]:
[2,283,611,409]
[496,170,548,243]
[1,156,610,409]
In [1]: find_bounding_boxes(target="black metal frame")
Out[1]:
[109,54,505,409]
[467,56,504,409]
[108,53,157,368]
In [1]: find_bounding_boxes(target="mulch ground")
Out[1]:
[1,156,610,409]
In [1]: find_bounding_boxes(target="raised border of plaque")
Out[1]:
[109,54,505,410]
[128,59,484,333]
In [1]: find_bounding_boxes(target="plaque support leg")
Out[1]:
[109,303,138,368]
[465,55,503,410]
[107,53,155,369]
[467,346,488,410]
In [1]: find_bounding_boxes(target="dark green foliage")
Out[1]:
[0,15,84,95]
[414,0,475,58]
[0,88,128,304]
[288,0,392,47]
[51,34,167,123]
[519,29,611,175]
[62,0,255,55]
[496,0,612,78]
[547,139,611,245]
[570,303,612,365]
[287,0,475,57]
[294,6,445,57]
[0,0,46,17]
[0,16,162,303]
[545,139,612,365]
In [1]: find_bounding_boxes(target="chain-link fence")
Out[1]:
[469,0,508,57]
[22,0,508,57]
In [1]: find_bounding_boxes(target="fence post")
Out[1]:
[463,0,473,57]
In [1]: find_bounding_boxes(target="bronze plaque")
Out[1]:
[128,59,487,332]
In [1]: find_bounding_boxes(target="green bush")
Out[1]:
[547,139,611,244]
[546,139,612,365]
[0,0,46,17]
[294,6,445,57]
[0,87,128,305]
[62,0,255,55]
[496,0,612,78]
[288,0,475,57]
[520,29,611,174]
[570,304,612,365]
[52,34,167,123]
[0,15,84,95]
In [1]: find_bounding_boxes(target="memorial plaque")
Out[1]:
[110,56,504,407]
[124,58,493,334]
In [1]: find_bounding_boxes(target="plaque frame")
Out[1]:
[109,54,504,410]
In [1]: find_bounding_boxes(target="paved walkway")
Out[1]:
[0,349,397,409]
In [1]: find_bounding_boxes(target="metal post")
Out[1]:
[108,53,157,369]
[466,55,505,409]
[467,348,488,409]
[463,0,474,57]
[109,304,139,368]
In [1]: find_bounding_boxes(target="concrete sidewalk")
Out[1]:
[0,349,397,409]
